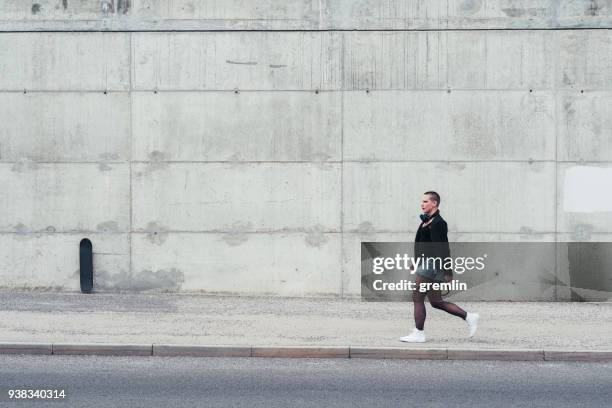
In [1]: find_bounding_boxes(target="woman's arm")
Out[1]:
[429,221,452,278]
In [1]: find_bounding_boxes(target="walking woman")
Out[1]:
[400,191,479,343]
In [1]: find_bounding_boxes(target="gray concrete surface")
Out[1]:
[1,355,611,408]
[1,0,611,31]
[0,291,610,351]
[1,2,612,300]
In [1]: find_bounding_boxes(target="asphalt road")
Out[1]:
[0,355,610,407]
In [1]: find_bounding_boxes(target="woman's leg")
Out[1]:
[426,286,467,320]
[412,275,429,330]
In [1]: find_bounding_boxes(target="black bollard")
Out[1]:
[79,238,93,293]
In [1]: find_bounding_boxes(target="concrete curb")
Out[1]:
[0,342,52,355]
[350,347,447,359]
[0,343,611,361]
[252,346,349,358]
[153,344,251,357]
[447,348,544,361]
[544,350,612,361]
[52,343,153,356]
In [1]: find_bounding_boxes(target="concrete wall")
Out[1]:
[0,1,611,300]
[1,0,612,30]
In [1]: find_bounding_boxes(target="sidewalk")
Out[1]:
[0,290,610,360]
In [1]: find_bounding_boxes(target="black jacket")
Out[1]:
[414,210,452,277]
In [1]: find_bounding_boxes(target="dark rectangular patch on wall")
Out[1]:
[568,242,612,301]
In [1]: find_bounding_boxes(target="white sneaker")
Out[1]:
[399,328,426,343]
[466,312,479,338]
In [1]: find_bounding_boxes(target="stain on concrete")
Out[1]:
[305,225,328,247]
[94,268,184,292]
[145,221,169,245]
[62,0,68,10]
[450,162,467,171]
[269,64,287,69]
[14,223,28,233]
[563,72,575,86]
[587,119,603,137]
[132,268,184,291]
[148,150,165,161]
[101,0,114,13]
[356,221,375,234]
[519,226,534,234]
[313,162,336,172]
[99,152,120,161]
[31,3,41,14]
[585,0,601,16]
[98,162,112,171]
[180,1,195,14]
[501,7,549,17]
[529,162,547,173]
[564,100,576,117]
[459,0,482,15]
[145,150,168,173]
[117,0,131,14]
[571,224,593,241]
[222,233,249,246]
[225,153,244,170]
[11,159,39,172]
[97,221,119,232]
[45,225,56,233]
[226,152,242,162]
[226,60,257,65]
[309,152,332,162]
[222,221,252,246]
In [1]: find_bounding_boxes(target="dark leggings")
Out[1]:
[413,274,467,330]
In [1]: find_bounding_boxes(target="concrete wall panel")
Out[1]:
[133,91,341,161]
[0,33,130,91]
[132,232,341,295]
[0,163,130,233]
[343,162,556,233]
[342,31,554,90]
[558,91,612,161]
[0,233,128,290]
[558,30,612,89]
[326,0,612,30]
[133,32,342,91]
[480,31,555,90]
[132,163,341,232]
[0,92,129,162]
[343,90,555,161]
